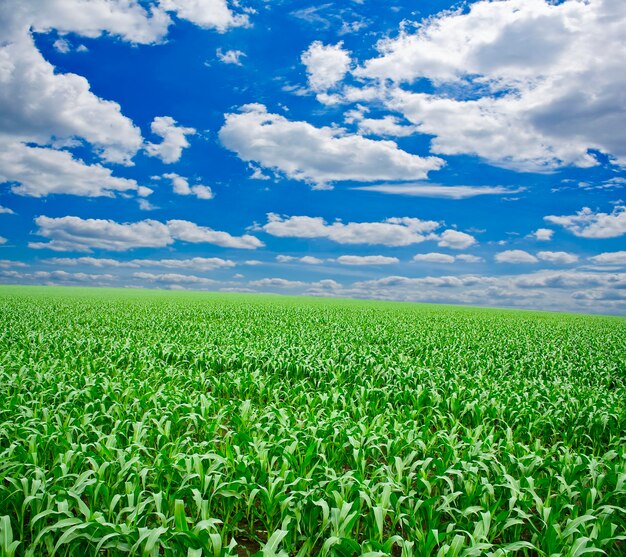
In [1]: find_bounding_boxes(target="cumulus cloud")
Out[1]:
[545,206,626,238]
[532,228,554,241]
[0,0,250,191]
[457,254,484,263]
[337,270,626,313]
[29,216,173,252]
[413,253,484,264]
[53,38,71,53]
[159,0,249,31]
[133,272,217,288]
[437,229,476,250]
[276,255,324,264]
[219,104,443,187]
[0,33,143,165]
[355,0,626,171]
[0,260,27,268]
[336,255,399,265]
[45,256,236,271]
[216,48,246,65]
[354,183,521,199]
[259,213,440,246]
[29,215,262,252]
[166,220,262,249]
[0,237,7,245]
[145,117,196,163]
[301,41,351,92]
[1,0,171,45]
[413,253,455,264]
[356,116,418,138]
[495,250,538,264]
[0,143,149,198]
[0,206,15,215]
[588,251,626,266]
[162,173,214,200]
[250,278,306,288]
[537,251,579,264]
[514,270,626,290]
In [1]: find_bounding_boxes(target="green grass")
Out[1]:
[0,285,625,556]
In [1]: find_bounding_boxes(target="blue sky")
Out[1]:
[1,0,625,314]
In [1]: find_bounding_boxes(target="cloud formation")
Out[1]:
[545,206,626,238]
[495,250,538,264]
[259,214,440,246]
[145,117,196,163]
[0,143,149,198]
[219,104,444,187]
[46,256,236,271]
[355,183,521,199]
[301,41,351,92]
[354,0,626,171]
[29,216,262,252]
[163,173,214,200]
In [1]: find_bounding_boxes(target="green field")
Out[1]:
[0,286,625,556]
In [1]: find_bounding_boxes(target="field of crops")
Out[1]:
[0,286,625,556]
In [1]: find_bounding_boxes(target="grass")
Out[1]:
[0,285,625,556]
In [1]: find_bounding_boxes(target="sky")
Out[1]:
[1,0,626,315]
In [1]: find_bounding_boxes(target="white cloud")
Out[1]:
[514,270,626,290]
[260,213,440,246]
[162,173,214,200]
[456,254,483,263]
[138,257,235,270]
[337,270,626,313]
[45,256,236,271]
[219,104,443,187]
[336,255,399,265]
[0,143,148,198]
[357,116,418,138]
[0,33,143,165]
[53,38,71,53]
[0,206,15,214]
[413,252,483,264]
[250,278,306,288]
[495,250,538,264]
[133,272,217,287]
[532,228,554,241]
[437,229,476,250]
[276,255,324,265]
[355,0,626,171]
[588,251,626,266]
[29,215,263,252]
[2,0,171,45]
[0,237,7,245]
[572,289,626,302]
[138,198,158,211]
[413,253,455,264]
[216,48,246,65]
[545,206,626,238]
[0,260,27,268]
[249,277,344,292]
[45,257,127,268]
[159,0,249,31]
[301,41,351,92]
[145,117,195,163]
[355,183,521,199]
[537,251,579,264]
[0,0,249,185]
[30,216,173,252]
[166,220,262,249]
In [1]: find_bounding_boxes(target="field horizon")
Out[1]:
[2,284,625,320]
